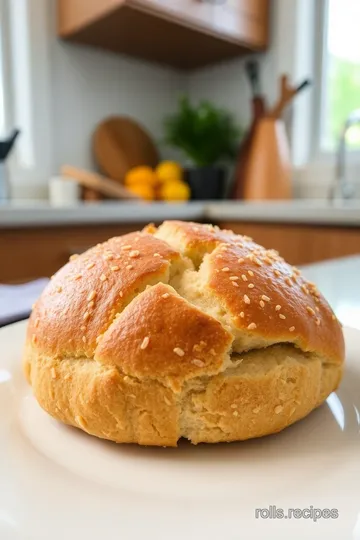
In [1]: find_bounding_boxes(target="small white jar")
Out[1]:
[49,177,80,207]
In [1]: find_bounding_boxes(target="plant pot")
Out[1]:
[185,166,226,200]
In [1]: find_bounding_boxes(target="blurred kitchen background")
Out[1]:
[1,0,360,314]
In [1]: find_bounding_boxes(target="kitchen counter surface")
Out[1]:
[301,255,360,330]
[0,201,205,228]
[206,200,360,226]
[1,200,360,228]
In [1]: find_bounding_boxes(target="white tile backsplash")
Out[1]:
[51,42,185,172]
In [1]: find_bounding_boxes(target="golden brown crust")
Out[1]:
[155,220,344,365]
[95,283,233,388]
[27,232,180,358]
[153,220,236,267]
[24,221,345,446]
[206,243,344,365]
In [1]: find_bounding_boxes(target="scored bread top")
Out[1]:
[154,221,344,365]
[205,242,343,365]
[27,221,345,378]
[95,283,233,388]
[148,220,237,267]
[27,232,180,358]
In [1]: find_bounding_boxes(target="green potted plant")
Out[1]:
[163,96,242,199]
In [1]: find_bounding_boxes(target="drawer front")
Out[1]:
[132,0,269,47]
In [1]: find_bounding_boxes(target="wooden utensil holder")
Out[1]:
[243,117,292,200]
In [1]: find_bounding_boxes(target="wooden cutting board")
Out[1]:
[93,116,159,183]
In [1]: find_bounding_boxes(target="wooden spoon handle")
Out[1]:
[61,165,139,200]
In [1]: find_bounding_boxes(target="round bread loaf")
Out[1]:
[24,221,345,446]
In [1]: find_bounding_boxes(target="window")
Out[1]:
[0,0,53,185]
[0,43,5,136]
[320,0,360,152]
[0,0,9,137]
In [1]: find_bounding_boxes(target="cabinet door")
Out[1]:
[212,0,269,47]
[218,222,360,266]
[0,225,141,283]
[130,0,268,48]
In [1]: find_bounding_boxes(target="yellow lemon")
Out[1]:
[125,166,159,188]
[127,183,155,201]
[159,181,190,202]
[156,161,183,184]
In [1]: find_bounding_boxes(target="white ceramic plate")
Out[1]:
[1,321,360,540]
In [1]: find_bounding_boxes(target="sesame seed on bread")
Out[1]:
[24,221,345,446]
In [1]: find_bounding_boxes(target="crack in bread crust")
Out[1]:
[25,344,342,446]
[24,221,345,446]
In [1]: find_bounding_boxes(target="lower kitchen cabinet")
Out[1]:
[219,222,360,266]
[0,224,141,283]
[1,221,360,283]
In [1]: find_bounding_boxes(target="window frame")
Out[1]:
[0,0,13,136]
[0,0,54,188]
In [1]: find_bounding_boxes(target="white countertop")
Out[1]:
[301,255,360,330]
[0,201,205,228]
[207,200,360,226]
[1,200,360,228]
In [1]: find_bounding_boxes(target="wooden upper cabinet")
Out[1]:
[58,0,269,69]
[213,0,269,47]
